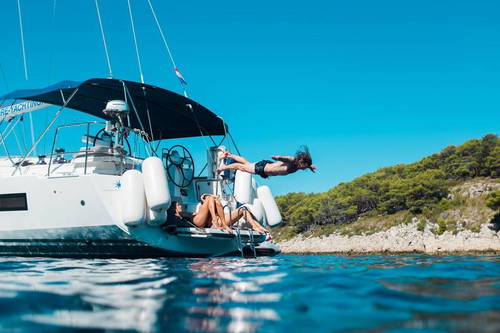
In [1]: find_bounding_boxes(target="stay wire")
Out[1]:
[47,0,57,84]
[94,0,113,78]
[127,0,144,84]
[16,0,28,80]
[12,87,80,176]
[228,131,241,156]
[12,121,23,156]
[146,0,188,96]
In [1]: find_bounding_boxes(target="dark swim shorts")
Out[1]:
[254,160,273,179]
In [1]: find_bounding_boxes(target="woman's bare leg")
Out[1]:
[193,200,211,227]
[225,208,268,233]
[206,197,221,228]
[213,199,232,232]
[242,209,269,233]
[224,209,242,227]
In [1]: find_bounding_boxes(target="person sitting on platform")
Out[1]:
[199,194,269,233]
[192,195,232,232]
[217,146,317,179]
[166,201,192,228]
[167,196,269,234]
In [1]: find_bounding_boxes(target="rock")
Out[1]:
[277,221,500,254]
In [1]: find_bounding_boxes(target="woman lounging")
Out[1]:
[168,196,269,234]
[198,194,269,233]
[166,198,230,232]
[192,195,232,232]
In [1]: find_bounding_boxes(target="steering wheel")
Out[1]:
[92,127,131,156]
[163,145,195,188]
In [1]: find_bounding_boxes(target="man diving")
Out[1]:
[217,146,317,179]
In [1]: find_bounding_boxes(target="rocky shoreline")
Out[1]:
[276,221,500,254]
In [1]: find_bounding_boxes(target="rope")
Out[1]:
[127,0,144,84]
[16,0,28,80]
[94,0,113,78]
[146,0,188,96]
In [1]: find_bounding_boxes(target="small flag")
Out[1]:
[174,67,187,85]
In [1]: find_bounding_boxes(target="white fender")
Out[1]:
[251,177,258,202]
[250,198,266,224]
[257,185,282,227]
[234,170,252,204]
[121,170,146,226]
[143,157,171,211]
[147,208,167,226]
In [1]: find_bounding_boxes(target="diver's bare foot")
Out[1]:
[218,151,230,160]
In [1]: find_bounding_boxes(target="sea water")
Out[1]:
[0,255,498,332]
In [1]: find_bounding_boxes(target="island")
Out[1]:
[274,134,500,254]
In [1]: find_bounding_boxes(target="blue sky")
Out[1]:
[1,0,499,195]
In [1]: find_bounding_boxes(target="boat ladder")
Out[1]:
[235,223,256,258]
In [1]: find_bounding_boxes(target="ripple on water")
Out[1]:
[0,255,498,332]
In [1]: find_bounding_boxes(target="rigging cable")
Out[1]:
[0,118,18,165]
[146,0,224,157]
[146,0,188,97]
[12,118,24,156]
[127,0,144,84]
[45,0,58,154]
[123,83,155,156]
[126,2,156,145]
[94,0,113,78]
[47,0,57,83]
[16,0,28,80]
[12,87,80,175]
[15,1,36,155]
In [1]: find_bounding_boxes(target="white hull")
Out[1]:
[0,171,265,258]
[0,78,282,258]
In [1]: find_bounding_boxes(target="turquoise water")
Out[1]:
[0,255,499,332]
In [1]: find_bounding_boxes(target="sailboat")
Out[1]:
[0,78,281,257]
[0,2,282,258]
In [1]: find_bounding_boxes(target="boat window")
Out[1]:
[0,193,28,211]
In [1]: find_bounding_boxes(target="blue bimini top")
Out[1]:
[1,78,227,140]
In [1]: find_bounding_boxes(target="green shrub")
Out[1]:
[276,134,500,236]
[417,220,426,232]
[486,190,500,211]
[436,219,447,235]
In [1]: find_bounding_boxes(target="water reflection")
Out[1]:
[184,258,282,332]
[0,255,498,332]
[0,258,179,331]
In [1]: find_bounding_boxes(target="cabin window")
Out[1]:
[0,193,28,211]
